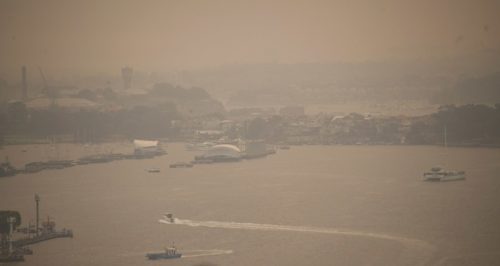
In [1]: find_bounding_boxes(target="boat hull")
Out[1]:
[146,253,182,260]
[423,172,466,182]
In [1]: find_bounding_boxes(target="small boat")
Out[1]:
[423,166,466,182]
[423,127,466,182]
[191,158,213,164]
[146,244,182,260]
[77,155,112,164]
[169,162,193,168]
[163,213,175,223]
[44,160,75,169]
[147,168,161,173]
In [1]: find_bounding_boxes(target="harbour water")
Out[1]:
[1,143,500,265]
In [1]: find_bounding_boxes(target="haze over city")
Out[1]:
[1,0,500,75]
[1,1,500,265]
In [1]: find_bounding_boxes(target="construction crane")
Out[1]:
[37,67,57,105]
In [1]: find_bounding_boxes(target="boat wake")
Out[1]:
[119,249,232,259]
[160,217,426,246]
[159,217,435,265]
[182,249,234,258]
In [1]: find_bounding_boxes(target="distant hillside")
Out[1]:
[434,72,500,104]
[178,58,500,106]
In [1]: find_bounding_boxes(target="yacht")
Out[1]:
[423,166,466,182]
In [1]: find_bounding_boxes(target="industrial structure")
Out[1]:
[0,194,73,262]
[121,66,133,90]
[21,66,27,100]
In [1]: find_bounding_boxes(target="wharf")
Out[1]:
[0,253,24,263]
[1,195,73,263]
[14,229,73,247]
[7,148,167,177]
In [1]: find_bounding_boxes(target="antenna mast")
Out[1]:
[35,194,40,237]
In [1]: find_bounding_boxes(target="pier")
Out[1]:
[0,194,73,262]
[2,144,167,178]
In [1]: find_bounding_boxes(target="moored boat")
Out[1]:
[146,168,160,173]
[169,162,193,168]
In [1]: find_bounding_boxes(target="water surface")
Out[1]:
[1,144,499,265]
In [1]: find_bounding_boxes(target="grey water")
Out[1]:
[1,143,500,265]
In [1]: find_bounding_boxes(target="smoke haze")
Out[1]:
[1,0,500,76]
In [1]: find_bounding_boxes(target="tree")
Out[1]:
[246,117,267,140]
[76,89,97,101]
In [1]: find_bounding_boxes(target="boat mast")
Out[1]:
[35,194,40,237]
[444,125,447,148]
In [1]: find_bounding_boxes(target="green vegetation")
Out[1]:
[0,83,227,142]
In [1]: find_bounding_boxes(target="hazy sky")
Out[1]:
[1,0,499,74]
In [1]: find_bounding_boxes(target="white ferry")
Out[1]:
[423,166,466,182]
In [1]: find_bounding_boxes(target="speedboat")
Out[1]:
[163,213,175,223]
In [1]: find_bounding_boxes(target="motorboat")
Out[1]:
[163,213,175,223]
[146,244,181,260]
